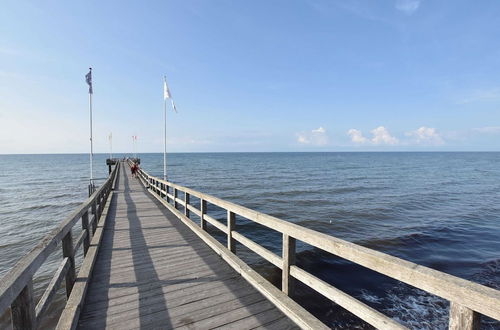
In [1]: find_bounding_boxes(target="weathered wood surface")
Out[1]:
[77,163,298,329]
[139,169,500,325]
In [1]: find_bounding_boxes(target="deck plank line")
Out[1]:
[77,162,296,329]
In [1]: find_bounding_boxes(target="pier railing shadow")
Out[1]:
[132,159,500,330]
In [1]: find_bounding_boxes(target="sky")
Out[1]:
[1,0,500,153]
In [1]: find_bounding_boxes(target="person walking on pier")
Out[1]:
[131,162,138,178]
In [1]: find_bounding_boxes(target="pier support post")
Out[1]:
[174,188,179,209]
[91,200,97,234]
[227,211,236,253]
[185,192,190,218]
[62,231,76,298]
[449,302,481,330]
[11,279,35,330]
[81,211,91,255]
[200,199,207,230]
[282,234,296,296]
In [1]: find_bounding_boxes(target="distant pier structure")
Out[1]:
[0,160,499,329]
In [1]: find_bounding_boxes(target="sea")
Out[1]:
[0,152,499,329]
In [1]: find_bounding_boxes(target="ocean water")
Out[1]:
[0,152,499,329]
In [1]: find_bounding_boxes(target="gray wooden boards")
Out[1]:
[75,164,298,330]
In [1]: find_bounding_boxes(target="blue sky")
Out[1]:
[1,0,499,153]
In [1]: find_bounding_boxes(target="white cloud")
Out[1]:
[347,126,398,145]
[370,126,399,145]
[406,126,444,145]
[347,129,368,143]
[312,127,326,134]
[297,127,329,146]
[458,88,500,104]
[472,126,500,134]
[395,0,420,15]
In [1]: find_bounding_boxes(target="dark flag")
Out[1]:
[85,68,93,94]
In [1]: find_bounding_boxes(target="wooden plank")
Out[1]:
[73,162,298,330]
[56,165,119,330]
[80,283,261,328]
[200,199,207,230]
[290,265,407,329]
[81,211,90,255]
[227,210,236,253]
[0,164,116,314]
[217,305,288,329]
[73,230,88,256]
[11,279,35,330]
[282,234,295,296]
[80,275,244,316]
[174,188,178,209]
[204,214,227,233]
[184,192,190,218]
[62,231,76,298]
[147,190,328,330]
[232,231,282,268]
[144,171,500,321]
[35,257,70,323]
[252,315,301,330]
[449,302,481,330]
[186,204,201,217]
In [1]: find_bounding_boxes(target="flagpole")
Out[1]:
[109,133,112,159]
[163,76,167,181]
[88,68,94,192]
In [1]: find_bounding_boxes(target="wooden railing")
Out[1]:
[134,163,500,330]
[0,163,119,329]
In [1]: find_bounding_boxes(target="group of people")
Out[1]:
[131,162,140,178]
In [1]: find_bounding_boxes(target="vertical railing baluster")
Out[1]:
[81,210,90,255]
[200,199,207,230]
[227,211,236,253]
[11,279,35,330]
[174,188,178,209]
[449,302,481,330]
[62,231,76,297]
[91,199,97,234]
[282,234,296,296]
[185,192,190,218]
[166,185,170,203]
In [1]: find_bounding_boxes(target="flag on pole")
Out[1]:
[85,68,93,94]
[163,79,178,112]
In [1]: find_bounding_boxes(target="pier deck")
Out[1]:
[77,163,297,329]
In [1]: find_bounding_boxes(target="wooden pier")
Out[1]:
[1,160,499,329]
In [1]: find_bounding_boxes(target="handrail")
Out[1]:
[0,163,119,329]
[133,162,500,329]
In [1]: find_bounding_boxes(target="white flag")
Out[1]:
[163,81,171,100]
[163,77,178,113]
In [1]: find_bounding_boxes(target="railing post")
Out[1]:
[11,279,36,330]
[200,199,207,230]
[91,199,97,234]
[81,210,91,255]
[449,302,481,330]
[185,192,190,218]
[227,211,236,253]
[166,185,170,203]
[62,231,76,298]
[174,188,179,209]
[282,234,296,296]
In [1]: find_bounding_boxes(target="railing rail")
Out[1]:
[132,161,500,330]
[0,163,119,329]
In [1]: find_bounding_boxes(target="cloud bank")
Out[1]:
[297,127,329,146]
[406,126,444,145]
[347,126,398,145]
